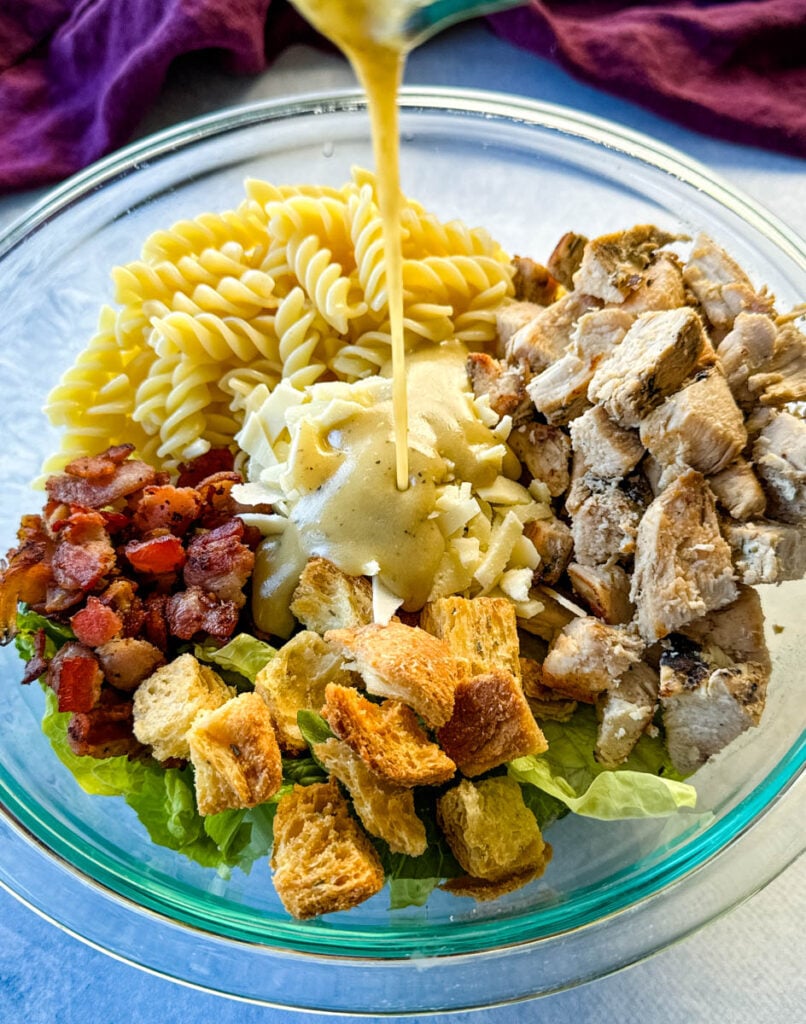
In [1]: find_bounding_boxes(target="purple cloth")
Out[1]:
[489,1,806,159]
[1,1,805,193]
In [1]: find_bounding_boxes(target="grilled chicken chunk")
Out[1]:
[748,320,806,407]
[707,458,767,520]
[541,616,643,703]
[567,561,634,624]
[546,231,588,290]
[618,252,687,314]
[466,352,530,422]
[507,291,600,375]
[507,421,571,497]
[680,585,770,672]
[512,255,562,306]
[569,405,644,481]
[523,515,574,585]
[717,312,778,408]
[495,300,544,351]
[752,411,806,524]
[526,308,633,425]
[722,518,806,585]
[659,636,768,774]
[571,485,642,566]
[595,661,659,765]
[588,307,714,428]
[639,365,747,476]
[683,233,775,334]
[631,470,737,642]
[572,224,682,304]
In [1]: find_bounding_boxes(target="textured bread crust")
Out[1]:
[441,858,552,902]
[271,779,385,920]
[132,653,234,761]
[254,630,357,754]
[315,737,427,856]
[188,692,283,815]
[520,657,579,722]
[437,670,548,777]
[420,596,521,683]
[323,683,456,787]
[290,557,373,634]
[325,622,464,729]
[437,777,549,883]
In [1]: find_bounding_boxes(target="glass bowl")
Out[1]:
[0,88,803,1014]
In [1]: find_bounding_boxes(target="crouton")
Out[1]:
[419,595,521,682]
[437,777,550,886]
[442,864,552,902]
[324,621,464,729]
[323,683,456,787]
[132,653,234,761]
[519,657,578,722]
[314,737,427,856]
[290,557,373,634]
[254,630,356,754]
[188,692,282,815]
[437,670,548,776]
[271,779,385,919]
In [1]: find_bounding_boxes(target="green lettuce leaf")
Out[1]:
[194,633,276,688]
[509,705,697,820]
[15,605,75,665]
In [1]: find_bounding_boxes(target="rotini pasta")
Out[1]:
[44,168,515,471]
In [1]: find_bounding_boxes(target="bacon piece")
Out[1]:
[46,457,156,509]
[124,534,187,576]
[195,472,245,528]
[96,637,165,691]
[142,592,169,651]
[46,641,103,713]
[176,448,235,488]
[166,585,240,640]
[21,629,50,685]
[67,692,141,758]
[49,511,115,596]
[98,580,146,638]
[70,596,123,647]
[64,444,135,479]
[132,485,203,536]
[184,519,255,605]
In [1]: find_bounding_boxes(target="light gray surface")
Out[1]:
[0,20,803,1023]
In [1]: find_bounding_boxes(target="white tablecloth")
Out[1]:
[1,21,803,1024]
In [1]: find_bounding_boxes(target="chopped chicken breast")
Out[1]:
[541,616,643,702]
[570,485,642,566]
[507,421,571,497]
[717,312,778,408]
[506,291,600,374]
[752,411,806,524]
[707,458,767,520]
[722,518,806,585]
[683,233,775,334]
[567,561,634,625]
[595,661,659,765]
[572,224,682,304]
[569,405,645,481]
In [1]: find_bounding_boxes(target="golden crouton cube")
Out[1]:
[325,621,465,729]
[323,683,455,787]
[271,779,385,919]
[437,669,548,777]
[132,653,234,762]
[254,630,357,754]
[188,692,283,816]
[520,656,578,722]
[290,557,373,634]
[437,776,550,886]
[315,737,427,857]
[420,596,521,683]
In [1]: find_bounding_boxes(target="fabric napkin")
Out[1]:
[489,1,806,159]
[1,0,805,193]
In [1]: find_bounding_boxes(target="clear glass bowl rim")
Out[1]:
[0,86,804,992]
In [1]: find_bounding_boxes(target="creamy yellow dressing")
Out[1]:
[290,0,414,490]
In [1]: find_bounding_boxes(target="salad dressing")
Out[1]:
[289,0,413,491]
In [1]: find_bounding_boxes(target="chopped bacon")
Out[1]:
[65,444,135,480]
[98,580,145,638]
[124,534,186,576]
[184,519,255,605]
[195,471,245,528]
[21,629,50,684]
[47,642,103,713]
[70,596,123,647]
[46,457,156,509]
[166,585,240,640]
[142,592,169,651]
[176,448,235,488]
[95,637,165,691]
[67,692,141,758]
[132,485,202,536]
[49,511,115,595]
